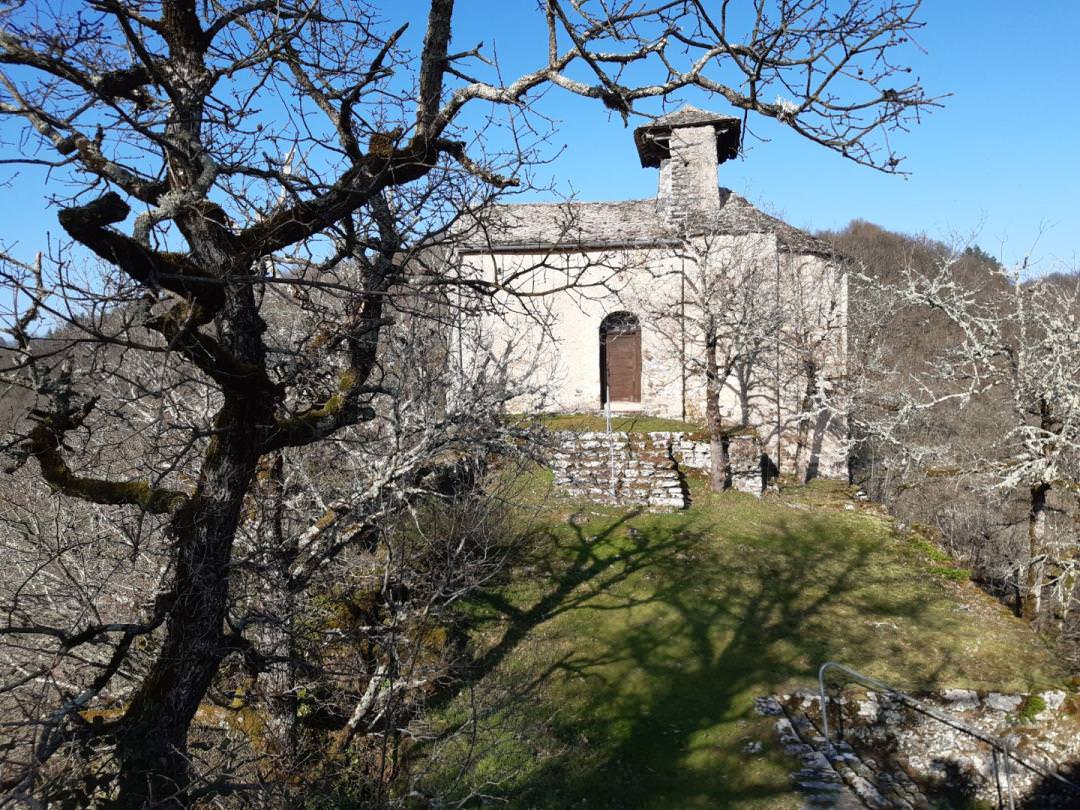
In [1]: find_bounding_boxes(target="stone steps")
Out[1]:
[758,695,932,809]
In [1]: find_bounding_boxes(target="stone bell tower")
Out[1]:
[633,105,741,225]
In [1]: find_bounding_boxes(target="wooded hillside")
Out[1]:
[828,220,1080,656]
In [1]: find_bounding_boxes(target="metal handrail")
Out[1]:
[817,661,1080,809]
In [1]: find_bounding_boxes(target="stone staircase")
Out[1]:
[760,681,1080,809]
[757,694,931,809]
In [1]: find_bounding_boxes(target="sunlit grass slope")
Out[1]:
[420,476,1065,809]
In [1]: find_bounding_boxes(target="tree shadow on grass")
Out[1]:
[430,506,950,808]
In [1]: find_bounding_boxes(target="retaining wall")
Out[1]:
[549,430,767,509]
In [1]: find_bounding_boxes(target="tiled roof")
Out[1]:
[650,105,739,129]
[457,190,835,257]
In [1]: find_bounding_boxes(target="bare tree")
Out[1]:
[0,1,934,805]
[862,250,1080,623]
[625,230,845,493]
[624,233,780,490]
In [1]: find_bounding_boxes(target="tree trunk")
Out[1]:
[705,326,730,492]
[1022,482,1050,623]
[258,453,300,768]
[113,401,261,808]
[794,357,818,481]
[734,358,752,429]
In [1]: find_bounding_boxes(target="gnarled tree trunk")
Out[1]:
[114,402,263,807]
[1022,482,1050,624]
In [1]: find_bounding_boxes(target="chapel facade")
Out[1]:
[457,106,849,482]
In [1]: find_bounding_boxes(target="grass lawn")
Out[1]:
[512,412,705,434]
[418,474,1066,809]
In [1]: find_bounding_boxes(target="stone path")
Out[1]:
[756,695,931,809]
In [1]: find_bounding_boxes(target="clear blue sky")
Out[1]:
[1,1,1077,271]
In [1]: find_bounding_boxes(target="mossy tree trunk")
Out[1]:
[114,407,264,806]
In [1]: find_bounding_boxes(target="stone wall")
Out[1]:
[662,431,765,495]
[766,687,1080,808]
[548,430,767,509]
[549,431,687,509]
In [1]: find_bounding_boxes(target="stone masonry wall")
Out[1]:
[664,431,765,495]
[549,431,687,509]
[549,430,767,509]
[657,124,721,224]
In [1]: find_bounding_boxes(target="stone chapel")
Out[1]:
[456,105,849,482]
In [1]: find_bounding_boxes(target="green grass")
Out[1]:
[928,564,972,582]
[513,411,705,434]
[417,475,1065,809]
[1016,692,1048,723]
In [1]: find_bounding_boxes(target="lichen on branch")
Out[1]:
[25,402,188,515]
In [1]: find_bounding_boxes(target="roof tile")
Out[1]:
[457,191,834,257]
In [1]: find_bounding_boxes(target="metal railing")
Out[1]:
[817,661,1080,810]
[605,386,616,499]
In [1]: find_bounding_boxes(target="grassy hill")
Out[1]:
[416,475,1066,809]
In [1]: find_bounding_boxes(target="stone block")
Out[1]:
[1041,690,1067,714]
[941,689,980,710]
[985,693,1022,713]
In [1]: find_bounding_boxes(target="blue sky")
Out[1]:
[437,1,1080,270]
[1,2,1077,271]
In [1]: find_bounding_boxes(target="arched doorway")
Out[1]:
[600,312,641,405]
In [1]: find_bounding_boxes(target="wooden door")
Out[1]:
[601,316,641,403]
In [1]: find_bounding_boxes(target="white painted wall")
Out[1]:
[458,238,849,480]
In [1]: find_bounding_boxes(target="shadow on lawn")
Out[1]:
[442,505,946,808]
